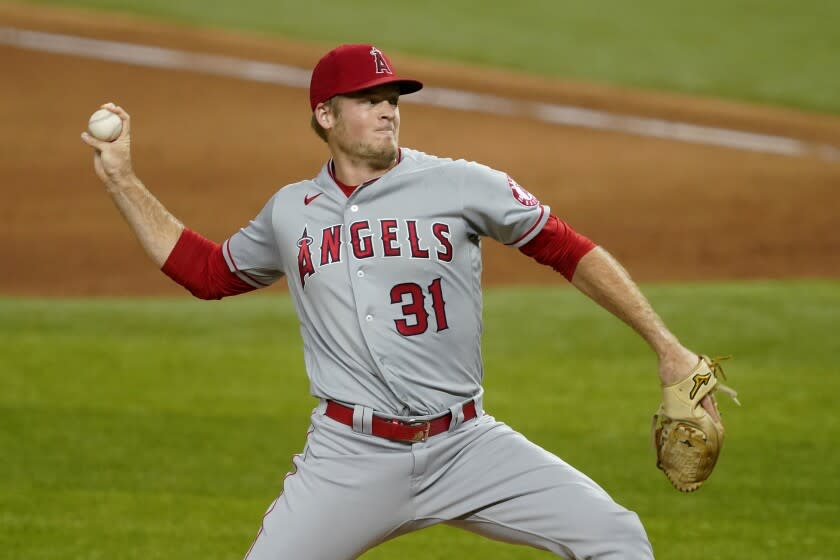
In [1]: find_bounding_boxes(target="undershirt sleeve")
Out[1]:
[518,214,597,281]
[162,228,256,300]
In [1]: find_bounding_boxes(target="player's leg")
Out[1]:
[243,411,414,560]
[418,415,653,559]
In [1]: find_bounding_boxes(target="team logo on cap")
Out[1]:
[507,176,539,207]
[370,47,393,75]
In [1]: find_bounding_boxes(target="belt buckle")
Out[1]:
[404,420,431,443]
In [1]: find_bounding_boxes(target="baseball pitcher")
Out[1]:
[81,44,736,559]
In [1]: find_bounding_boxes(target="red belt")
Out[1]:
[325,400,478,443]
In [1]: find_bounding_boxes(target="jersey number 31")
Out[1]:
[390,278,448,336]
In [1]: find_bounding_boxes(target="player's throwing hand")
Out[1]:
[81,102,134,189]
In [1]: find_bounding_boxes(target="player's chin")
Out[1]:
[362,141,398,169]
[372,132,397,148]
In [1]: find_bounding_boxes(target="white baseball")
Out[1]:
[87,109,123,142]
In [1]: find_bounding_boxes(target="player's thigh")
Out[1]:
[244,414,413,560]
[436,418,652,559]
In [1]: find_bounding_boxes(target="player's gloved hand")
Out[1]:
[658,346,720,421]
[652,354,740,492]
[80,103,135,189]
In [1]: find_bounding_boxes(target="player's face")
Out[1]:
[330,85,401,171]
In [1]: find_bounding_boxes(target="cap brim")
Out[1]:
[335,76,423,98]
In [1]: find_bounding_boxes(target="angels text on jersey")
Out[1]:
[296,219,453,288]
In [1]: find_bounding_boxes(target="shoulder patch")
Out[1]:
[507,175,539,207]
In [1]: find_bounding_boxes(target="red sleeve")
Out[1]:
[519,214,597,281]
[161,228,256,300]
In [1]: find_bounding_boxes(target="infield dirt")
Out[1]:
[2,3,839,296]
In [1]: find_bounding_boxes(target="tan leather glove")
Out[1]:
[652,356,740,492]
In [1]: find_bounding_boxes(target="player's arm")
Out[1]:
[81,103,182,266]
[81,103,254,299]
[569,247,720,420]
[569,247,698,383]
[459,164,718,417]
[519,218,719,420]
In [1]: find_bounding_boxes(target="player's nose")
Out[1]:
[377,100,396,119]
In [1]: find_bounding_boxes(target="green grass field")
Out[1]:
[2,282,839,559]
[16,0,840,114]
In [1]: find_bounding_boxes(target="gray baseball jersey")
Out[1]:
[223,148,549,415]
[227,148,652,559]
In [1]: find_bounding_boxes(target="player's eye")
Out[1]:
[360,92,399,107]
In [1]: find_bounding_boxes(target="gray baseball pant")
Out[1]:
[244,403,653,559]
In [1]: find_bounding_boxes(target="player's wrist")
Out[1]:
[103,171,140,194]
[645,324,682,356]
[656,344,699,385]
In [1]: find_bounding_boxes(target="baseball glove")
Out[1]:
[652,355,739,492]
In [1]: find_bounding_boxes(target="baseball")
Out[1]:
[87,109,122,142]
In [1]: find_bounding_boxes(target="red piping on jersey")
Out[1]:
[506,204,546,247]
[161,228,255,299]
[519,214,597,281]
[328,149,402,197]
[224,239,270,287]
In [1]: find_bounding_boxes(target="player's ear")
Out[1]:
[315,101,336,130]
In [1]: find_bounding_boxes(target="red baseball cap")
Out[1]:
[309,44,423,110]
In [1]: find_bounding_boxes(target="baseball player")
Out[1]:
[81,44,724,559]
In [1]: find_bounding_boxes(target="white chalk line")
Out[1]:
[1,26,837,161]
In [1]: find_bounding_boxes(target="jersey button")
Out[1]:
[350,204,359,212]
[357,270,365,278]
[365,314,373,322]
